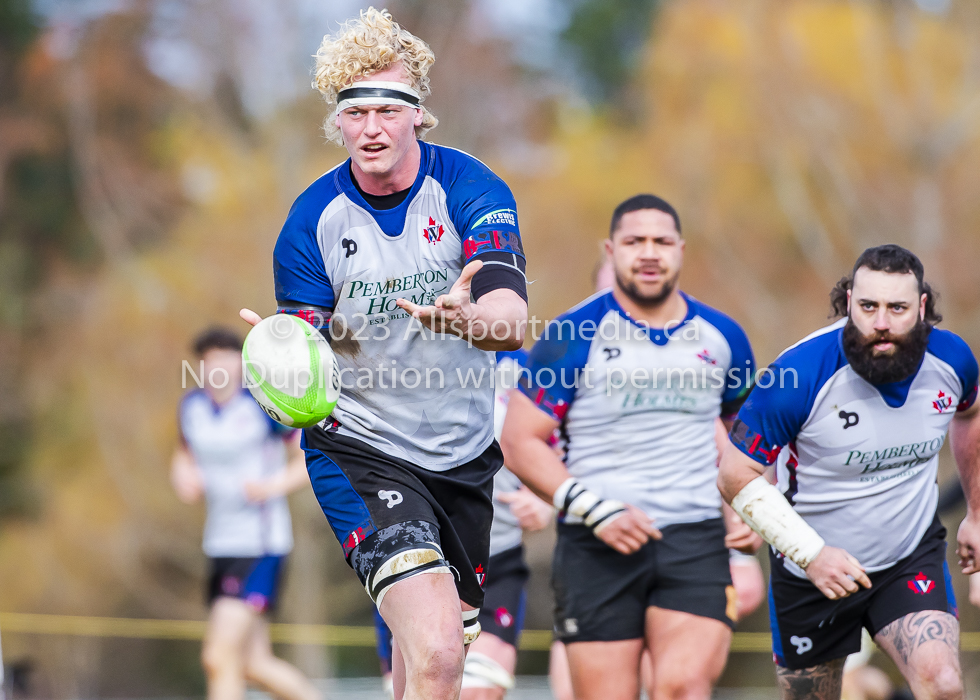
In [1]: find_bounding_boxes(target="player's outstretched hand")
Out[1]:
[240,308,262,327]
[595,504,662,555]
[804,546,872,600]
[956,512,980,574]
[499,486,553,532]
[395,260,483,337]
[725,519,764,554]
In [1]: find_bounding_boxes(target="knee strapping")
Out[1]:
[462,608,482,646]
[367,543,451,609]
[462,651,515,691]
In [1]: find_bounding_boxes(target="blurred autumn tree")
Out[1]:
[560,0,660,104]
[0,0,74,520]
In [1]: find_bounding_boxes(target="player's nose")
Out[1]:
[872,309,890,330]
[363,110,384,135]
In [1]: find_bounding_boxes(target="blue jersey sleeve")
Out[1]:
[273,177,337,308]
[731,329,846,466]
[690,300,756,415]
[518,323,592,422]
[433,147,524,264]
[927,328,979,412]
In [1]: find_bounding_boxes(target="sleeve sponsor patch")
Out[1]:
[463,229,524,261]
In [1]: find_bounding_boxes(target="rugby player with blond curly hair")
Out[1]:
[241,8,528,700]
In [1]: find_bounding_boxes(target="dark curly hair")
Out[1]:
[830,244,941,325]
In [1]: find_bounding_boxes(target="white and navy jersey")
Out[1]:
[179,389,295,558]
[520,290,755,528]
[732,320,979,575]
[273,143,525,470]
[490,349,529,557]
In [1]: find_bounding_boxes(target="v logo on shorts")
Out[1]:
[378,489,403,509]
[908,572,935,595]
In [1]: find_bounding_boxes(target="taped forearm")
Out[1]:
[731,476,825,569]
[553,478,626,535]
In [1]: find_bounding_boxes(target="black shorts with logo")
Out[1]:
[478,544,531,647]
[552,517,735,643]
[206,555,286,614]
[303,427,499,608]
[769,515,957,670]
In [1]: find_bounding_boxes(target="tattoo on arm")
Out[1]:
[776,658,844,700]
[874,611,959,666]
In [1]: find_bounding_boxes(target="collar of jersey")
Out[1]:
[201,387,250,415]
[606,289,698,347]
[336,142,435,238]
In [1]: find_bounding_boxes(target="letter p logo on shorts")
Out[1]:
[378,489,404,509]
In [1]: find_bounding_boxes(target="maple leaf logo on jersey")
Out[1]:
[697,349,717,365]
[907,571,935,595]
[422,216,444,244]
[932,390,954,413]
[475,564,486,587]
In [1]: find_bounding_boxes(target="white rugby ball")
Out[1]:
[242,314,340,428]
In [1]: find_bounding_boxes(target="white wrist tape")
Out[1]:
[731,476,825,570]
[553,478,627,535]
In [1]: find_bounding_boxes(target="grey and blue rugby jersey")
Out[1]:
[520,290,755,528]
[273,143,526,470]
[179,389,295,557]
[732,319,979,576]
[490,349,529,556]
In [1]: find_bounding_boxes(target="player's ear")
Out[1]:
[846,288,852,315]
[414,108,424,127]
[603,237,614,259]
[919,292,927,321]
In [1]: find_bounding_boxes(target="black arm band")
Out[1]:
[470,252,528,302]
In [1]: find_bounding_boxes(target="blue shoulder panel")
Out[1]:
[732,325,847,465]
[927,327,979,411]
[496,348,529,366]
[429,144,523,263]
[519,292,612,421]
[687,296,756,406]
[273,168,341,308]
[177,388,206,443]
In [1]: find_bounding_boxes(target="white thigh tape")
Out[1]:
[462,651,516,691]
[368,544,451,610]
[731,476,825,570]
[462,608,482,646]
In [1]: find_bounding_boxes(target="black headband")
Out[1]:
[336,86,420,108]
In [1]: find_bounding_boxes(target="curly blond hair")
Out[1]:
[314,7,438,145]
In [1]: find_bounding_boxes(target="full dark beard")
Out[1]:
[616,268,680,309]
[841,318,930,385]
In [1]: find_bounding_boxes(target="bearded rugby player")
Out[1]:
[720,245,980,700]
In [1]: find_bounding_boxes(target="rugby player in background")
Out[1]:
[240,9,528,700]
[719,245,980,700]
[503,195,757,700]
[172,328,319,700]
